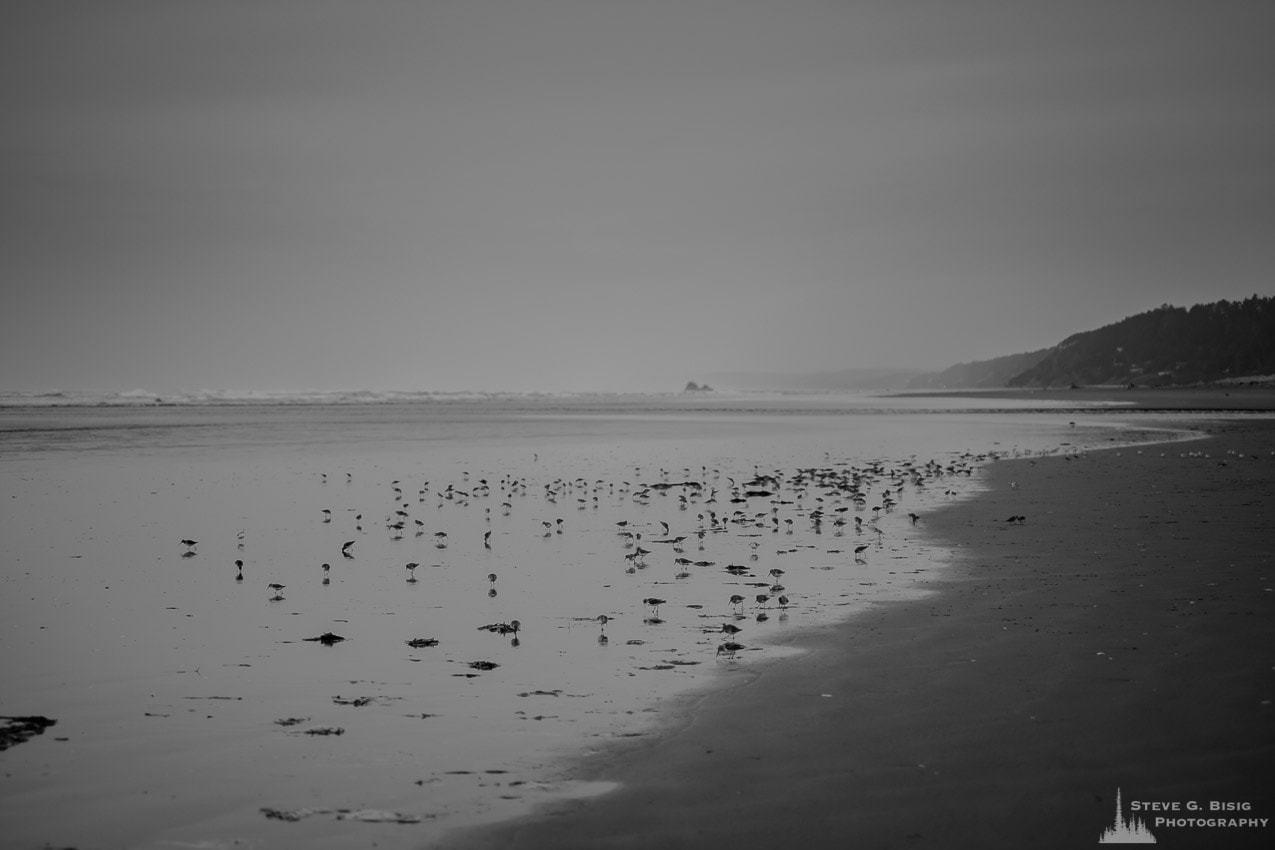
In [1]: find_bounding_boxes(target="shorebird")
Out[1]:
[321,562,331,584]
[341,540,355,558]
[716,641,745,660]
[483,530,492,549]
[720,622,742,637]
[234,560,244,581]
[406,562,418,583]
[181,539,198,552]
[267,583,285,599]
[643,597,666,617]
[854,544,869,562]
[729,594,745,613]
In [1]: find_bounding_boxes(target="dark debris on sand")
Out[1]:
[0,715,57,751]
[332,695,374,707]
[273,716,310,727]
[262,805,429,824]
[302,632,347,645]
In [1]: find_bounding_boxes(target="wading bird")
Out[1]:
[643,597,666,617]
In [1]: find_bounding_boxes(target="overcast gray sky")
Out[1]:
[3,1,1272,393]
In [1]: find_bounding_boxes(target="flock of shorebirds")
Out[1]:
[182,451,1006,664]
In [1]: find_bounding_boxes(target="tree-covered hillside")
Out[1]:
[1006,296,1275,388]
[906,348,1051,389]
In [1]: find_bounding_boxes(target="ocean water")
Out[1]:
[0,392,1161,848]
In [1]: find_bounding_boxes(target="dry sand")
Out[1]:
[442,416,1275,849]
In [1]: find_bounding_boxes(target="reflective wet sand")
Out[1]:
[0,396,1162,848]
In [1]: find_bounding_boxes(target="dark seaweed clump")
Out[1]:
[0,716,57,751]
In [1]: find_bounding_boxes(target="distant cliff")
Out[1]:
[901,296,1275,389]
[906,349,1051,389]
[1006,296,1275,388]
[708,296,1274,392]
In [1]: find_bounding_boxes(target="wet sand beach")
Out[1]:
[3,395,1270,848]
[444,415,1275,849]
[0,396,1110,848]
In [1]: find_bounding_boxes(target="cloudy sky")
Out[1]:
[3,1,1272,393]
